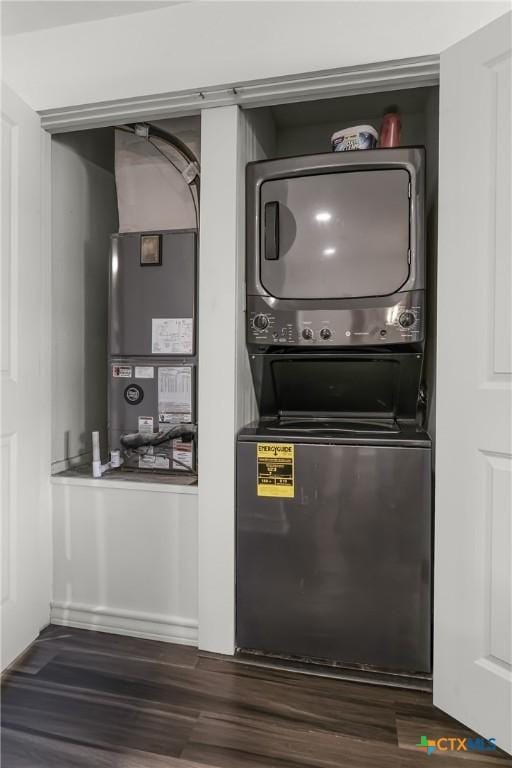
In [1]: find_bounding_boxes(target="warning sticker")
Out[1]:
[138,453,170,470]
[172,439,193,471]
[138,416,154,434]
[112,365,132,378]
[134,366,154,379]
[257,443,294,498]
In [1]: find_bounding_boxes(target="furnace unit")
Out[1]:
[108,230,197,475]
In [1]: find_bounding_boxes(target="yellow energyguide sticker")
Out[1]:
[257,443,294,498]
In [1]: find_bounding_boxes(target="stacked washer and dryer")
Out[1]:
[236,148,432,675]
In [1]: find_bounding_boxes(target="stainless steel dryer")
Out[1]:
[246,147,425,349]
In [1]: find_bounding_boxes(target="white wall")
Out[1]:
[1,2,508,112]
[51,479,198,643]
[197,107,240,654]
[197,105,269,654]
[51,129,118,470]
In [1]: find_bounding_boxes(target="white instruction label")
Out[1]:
[158,366,192,422]
[138,454,169,470]
[160,412,192,425]
[112,365,132,378]
[172,439,193,471]
[138,416,154,434]
[152,318,193,355]
[134,366,154,379]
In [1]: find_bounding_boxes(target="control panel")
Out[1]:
[247,292,425,347]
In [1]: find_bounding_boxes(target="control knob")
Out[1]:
[399,311,416,328]
[253,314,269,331]
[320,328,332,340]
[302,328,314,340]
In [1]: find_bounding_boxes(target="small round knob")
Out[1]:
[399,311,416,328]
[302,328,314,340]
[320,328,332,340]
[253,314,269,331]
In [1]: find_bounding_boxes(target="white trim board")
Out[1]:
[39,55,439,133]
[50,474,198,494]
[50,602,198,646]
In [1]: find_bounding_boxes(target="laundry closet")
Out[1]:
[3,6,509,752]
[49,82,439,684]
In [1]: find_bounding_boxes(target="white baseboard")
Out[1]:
[50,601,198,646]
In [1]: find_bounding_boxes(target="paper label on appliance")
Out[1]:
[138,416,154,434]
[172,439,193,471]
[257,443,294,498]
[159,412,192,425]
[152,318,193,355]
[138,452,169,470]
[134,366,154,379]
[112,365,132,378]
[158,366,192,422]
[139,454,155,469]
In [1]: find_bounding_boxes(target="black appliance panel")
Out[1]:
[272,358,398,414]
[249,351,423,420]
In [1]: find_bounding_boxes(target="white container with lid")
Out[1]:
[331,125,378,152]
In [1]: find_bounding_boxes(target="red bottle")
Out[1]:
[380,113,401,148]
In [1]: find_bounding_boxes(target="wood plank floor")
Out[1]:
[1,626,511,768]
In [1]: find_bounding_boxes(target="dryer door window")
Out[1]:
[259,169,410,300]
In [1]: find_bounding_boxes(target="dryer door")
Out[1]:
[260,169,410,300]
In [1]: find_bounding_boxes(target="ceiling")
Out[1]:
[1,1,183,36]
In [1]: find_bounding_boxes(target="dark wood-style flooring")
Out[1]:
[1,626,511,767]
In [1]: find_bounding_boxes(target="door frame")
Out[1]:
[1,88,53,670]
[39,55,439,133]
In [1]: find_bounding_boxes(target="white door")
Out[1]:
[435,12,512,754]
[1,83,51,669]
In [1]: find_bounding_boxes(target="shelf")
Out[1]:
[51,466,198,495]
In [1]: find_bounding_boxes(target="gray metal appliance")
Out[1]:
[246,148,425,349]
[237,420,432,672]
[237,147,432,674]
[109,359,196,472]
[110,230,197,357]
[108,229,197,475]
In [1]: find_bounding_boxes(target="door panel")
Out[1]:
[109,231,197,357]
[434,12,512,754]
[1,83,49,669]
[260,169,410,299]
